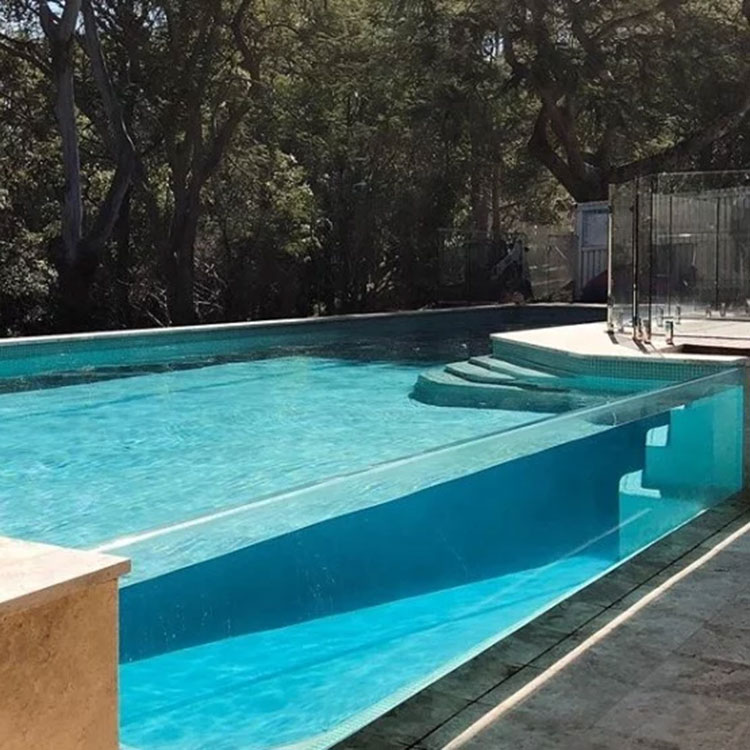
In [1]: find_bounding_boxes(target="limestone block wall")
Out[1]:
[0,537,130,750]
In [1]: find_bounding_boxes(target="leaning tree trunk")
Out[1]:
[40,0,137,330]
[40,1,83,255]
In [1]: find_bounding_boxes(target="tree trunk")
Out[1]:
[164,196,200,325]
[40,0,137,329]
[55,250,99,331]
[115,188,132,327]
[41,2,84,264]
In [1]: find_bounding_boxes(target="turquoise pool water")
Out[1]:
[2,306,592,550]
[0,354,543,549]
[121,555,607,750]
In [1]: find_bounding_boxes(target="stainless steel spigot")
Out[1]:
[665,320,675,346]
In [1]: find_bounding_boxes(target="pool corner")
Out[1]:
[0,537,130,750]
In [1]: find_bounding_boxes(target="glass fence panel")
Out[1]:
[610,170,750,339]
[609,180,635,330]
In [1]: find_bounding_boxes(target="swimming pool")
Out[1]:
[0,306,603,551]
[0,305,742,750]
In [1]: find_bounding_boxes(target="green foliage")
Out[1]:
[1,0,750,332]
[0,189,56,335]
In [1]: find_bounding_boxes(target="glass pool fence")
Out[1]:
[610,170,750,342]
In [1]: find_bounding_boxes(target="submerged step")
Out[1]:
[642,391,743,494]
[412,369,600,413]
[646,424,670,449]
[470,355,648,395]
[445,362,525,387]
[469,355,560,383]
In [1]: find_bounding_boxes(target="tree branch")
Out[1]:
[593,0,686,42]
[610,72,750,184]
[0,31,50,74]
[528,107,591,200]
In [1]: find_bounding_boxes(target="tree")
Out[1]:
[9,0,137,325]
[4,0,750,334]
[494,0,750,201]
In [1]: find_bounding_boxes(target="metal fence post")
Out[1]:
[632,177,640,338]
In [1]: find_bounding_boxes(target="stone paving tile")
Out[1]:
[354,686,471,747]
[574,558,664,608]
[697,545,750,572]
[698,513,750,551]
[475,664,545,706]
[594,688,750,750]
[623,600,707,648]
[649,520,718,552]
[438,716,676,750]
[634,558,749,621]
[676,622,750,667]
[638,653,750,706]
[613,571,675,610]
[636,537,701,568]
[526,632,588,670]
[527,605,627,670]
[414,701,492,750]
[530,599,605,635]
[666,562,750,602]
[420,713,574,750]
[714,592,750,630]
[529,597,703,676]
[433,648,520,702]
[636,540,711,576]
[529,628,664,693]
[336,731,410,750]
[496,667,632,732]
[482,622,567,670]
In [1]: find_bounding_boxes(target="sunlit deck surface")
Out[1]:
[335,495,750,750]
[493,320,750,361]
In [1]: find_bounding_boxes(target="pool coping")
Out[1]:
[0,303,604,350]
[491,323,749,379]
[0,536,130,618]
[332,492,750,750]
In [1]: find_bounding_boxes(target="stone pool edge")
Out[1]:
[0,537,130,750]
[0,303,604,351]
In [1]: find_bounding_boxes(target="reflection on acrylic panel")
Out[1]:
[119,372,743,750]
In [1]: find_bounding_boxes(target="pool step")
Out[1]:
[413,369,602,413]
[468,356,563,385]
[444,361,560,390]
[412,345,632,411]
[445,362,516,386]
[641,389,743,494]
[470,355,653,395]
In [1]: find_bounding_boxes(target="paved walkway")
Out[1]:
[434,513,750,750]
[338,498,750,750]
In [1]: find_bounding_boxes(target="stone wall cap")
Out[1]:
[0,536,130,617]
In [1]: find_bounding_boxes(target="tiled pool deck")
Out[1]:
[335,493,750,750]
